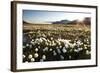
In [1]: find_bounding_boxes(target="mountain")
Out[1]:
[52,19,79,24]
[67,20,78,24]
[23,20,52,24]
[52,19,71,24]
[23,20,30,24]
[52,17,91,25]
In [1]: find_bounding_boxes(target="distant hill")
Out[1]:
[52,19,71,24]
[51,19,79,25]
[23,21,30,24]
[67,20,78,24]
[52,17,91,25]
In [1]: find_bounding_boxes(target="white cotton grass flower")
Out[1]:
[45,47,48,50]
[77,40,82,45]
[52,41,55,44]
[38,46,40,49]
[86,50,90,55]
[39,38,43,42]
[35,38,39,41]
[56,46,59,49]
[28,54,33,59]
[84,39,87,42]
[70,43,76,48]
[35,48,39,52]
[29,44,32,48]
[70,44,74,48]
[25,61,28,63]
[34,53,39,58]
[37,42,40,45]
[59,46,62,48]
[87,39,89,42]
[59,39,71,48]
[37,30,40,33]
[43,47,48,52]
[50,37,53,40]
[31,58,35,62]
[32,39,34,42]
[23,54,26,58]
[45,42,49,46]
[49,48,53,51]
[42,55,46,60]
[84,44,86,47]
[78,48,83,51]
[47,32,51,36]
[52,41,56,46]
[58,38,61,41]
[43,49,45,52]
[53,51,57,56]
[88,45,90,47]
[29,31,33,34]
[58,42,61,46]
[56,40,61,45]
[69,56,72,59]
[84,46,87,49]
[81,42,83,45]
[42,33,46,37]
[49,42,52,46]
[26,44,29,47]
[47,39,50,43]
[57,48,61,54]
[74,49,79,52]
[87,41,90,44]
[31,41,35,45]
[70,49,73,52]
[60,55,64,60]
[42,37,47,41]
[62,47,67,53]
[65,44,69,48]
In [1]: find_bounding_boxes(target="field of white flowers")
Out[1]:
[23,29,91,63]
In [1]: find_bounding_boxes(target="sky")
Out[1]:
[23,10,91,24]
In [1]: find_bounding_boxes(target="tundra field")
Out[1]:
[23,23,91,63]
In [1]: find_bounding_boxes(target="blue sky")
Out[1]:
[23,10,91,24]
